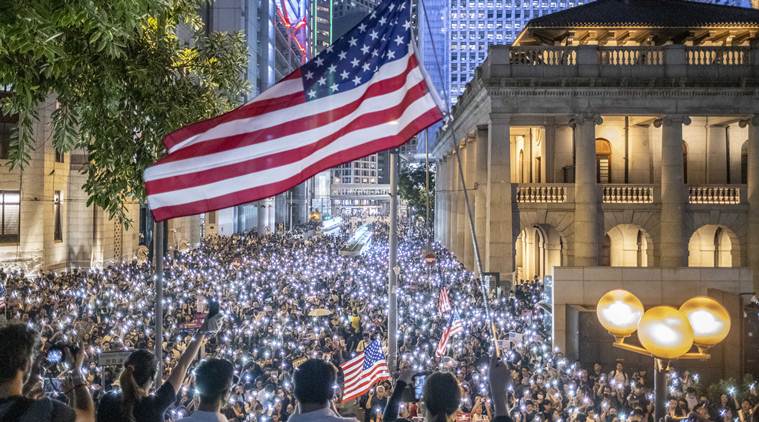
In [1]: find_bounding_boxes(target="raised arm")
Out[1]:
[166,313,222,393]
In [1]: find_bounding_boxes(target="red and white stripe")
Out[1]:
[144,50,443,221]
[340,354,391,402]
[435,319,463,358]
[438,287,451,314]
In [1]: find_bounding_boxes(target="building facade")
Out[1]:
[432,0,759,379]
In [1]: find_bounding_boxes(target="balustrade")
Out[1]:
[686,47,748,65]
[509,47,576,65]
[688,185,742,204]
[601,184,655,204]
[516,184,567,203]
[599,47,664,65]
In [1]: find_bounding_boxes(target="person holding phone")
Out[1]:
[0,323,95,422]
[96,308,223,422]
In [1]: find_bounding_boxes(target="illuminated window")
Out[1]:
[0,191,20,243]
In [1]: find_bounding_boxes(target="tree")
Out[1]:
[0,0,248,224]
[398,162,435,223]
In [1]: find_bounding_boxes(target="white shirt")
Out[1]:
[178,410,229,422]
[287,407,358,422]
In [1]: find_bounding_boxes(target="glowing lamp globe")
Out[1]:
[596,290,644,338]
[636,306,694,359]
[679,296,730,348]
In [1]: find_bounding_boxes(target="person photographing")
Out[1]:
[96,308,223,422]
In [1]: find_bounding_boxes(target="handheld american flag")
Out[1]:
[435,310,463,358]
[438,286,451,315]
[144,0,444,221]
[340,339,391,402]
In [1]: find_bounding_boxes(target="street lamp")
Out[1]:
[596,290,731,421]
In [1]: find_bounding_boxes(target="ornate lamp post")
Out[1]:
[596,290,731,421]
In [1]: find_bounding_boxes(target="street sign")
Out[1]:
[97,350,133,367]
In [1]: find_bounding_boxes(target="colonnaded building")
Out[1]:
[432,0,759,380]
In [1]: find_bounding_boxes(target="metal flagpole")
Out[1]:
[154,220,165,380]
[387,149,399,371]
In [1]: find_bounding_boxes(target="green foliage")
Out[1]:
[398,162,435,223]
[0,0,248,225]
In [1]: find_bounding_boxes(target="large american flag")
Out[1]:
[340,339,391,402]
[435,310,463,358]
[144,0,444,221]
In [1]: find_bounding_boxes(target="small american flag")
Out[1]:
[0,282,5,311]
[143,0,444,221]
[435,310,463,358]
[341,339,391,402]
[438,287,451,315]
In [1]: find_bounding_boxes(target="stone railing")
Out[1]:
[508,46,576,65]
[600,47,664,66]
[601,184,655,204]
[515,184,568,203]
[686,46,748,65]
[688,185,742,205]
[484,45,758,80]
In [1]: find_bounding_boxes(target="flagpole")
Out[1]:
[387,148,399,372]
[153,220,165,381]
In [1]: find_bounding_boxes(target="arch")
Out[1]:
[605,224,654,267]
[515,224,564,283]
[595,138,611,183]
[741,140,748,184]
[688,224,740,267]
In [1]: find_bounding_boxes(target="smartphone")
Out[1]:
[413,374,426,401]
[46,348,64,365]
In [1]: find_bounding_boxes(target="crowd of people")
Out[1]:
[0,222,757,422]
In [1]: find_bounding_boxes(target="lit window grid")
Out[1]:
[447,0,586,103]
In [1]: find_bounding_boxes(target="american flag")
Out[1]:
[438,287,451,315]
[435,310,463,358]
[340,339,391,402]
[0,282,5,311]
[143,0,444,221]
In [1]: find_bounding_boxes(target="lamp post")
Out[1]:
[596,290,731,421]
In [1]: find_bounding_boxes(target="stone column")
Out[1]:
[542,121,556,183]
[573,114,603,266]
[435,159,444,243]
[441,157,450,248]
[658,115,690,268]
[455,144,466,262]
[256,201,267,234]
[745,116,759,292]
[486,114,515,276]
[449,155,458,253]
[475,125,489,270]
[463,137,476,270]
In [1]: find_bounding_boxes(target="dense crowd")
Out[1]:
[1,223,758,422]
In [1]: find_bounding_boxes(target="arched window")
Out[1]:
[741,141,748,184]
[595,138,612,183]
[682,141,688,184]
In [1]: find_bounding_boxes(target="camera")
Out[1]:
[46,343,80,365]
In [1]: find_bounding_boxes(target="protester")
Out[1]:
[288,359,356,422]
[1,223,757,421]
[96,313,221,422]
[178,358,235,422]
[0,323,95,422]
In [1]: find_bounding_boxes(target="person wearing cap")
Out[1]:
[178,359,235,422]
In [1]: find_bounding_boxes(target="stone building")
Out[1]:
[432,0,759,379]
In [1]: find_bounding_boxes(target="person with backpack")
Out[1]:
[0,323,95,422]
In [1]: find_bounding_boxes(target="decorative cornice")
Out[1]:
[653,115,692,127]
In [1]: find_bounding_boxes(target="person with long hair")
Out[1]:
[96,313,222,422]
